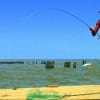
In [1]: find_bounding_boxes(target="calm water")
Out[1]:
[0,59,100,89]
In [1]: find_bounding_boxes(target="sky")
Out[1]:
[0,0,100,59]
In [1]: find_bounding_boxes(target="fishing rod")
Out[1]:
[49,8,90,28]
[48,8,100,39]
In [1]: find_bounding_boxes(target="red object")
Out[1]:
[89,19,100,36]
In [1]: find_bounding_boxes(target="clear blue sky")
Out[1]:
[0,0,100,59]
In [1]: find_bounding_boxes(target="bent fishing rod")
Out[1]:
[48,8,100,39]
[48,8,90,27]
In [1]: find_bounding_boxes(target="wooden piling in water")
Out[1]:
[73,62,76,68]
[64,62,70,67]
[41,60,46,64]
[45,61,54,69]
[82,60,86,65]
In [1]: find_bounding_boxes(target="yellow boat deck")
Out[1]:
[0,85,100,100]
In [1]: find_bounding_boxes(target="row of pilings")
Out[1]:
[42,60,77,69]
[0,60,87,69]
[0,61,24,64]
[44,60,86,69]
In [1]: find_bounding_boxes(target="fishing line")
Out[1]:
[57,91,100,100]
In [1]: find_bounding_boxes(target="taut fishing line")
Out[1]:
[57,91,100,99]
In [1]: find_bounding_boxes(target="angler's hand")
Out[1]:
[89,26,96,36]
